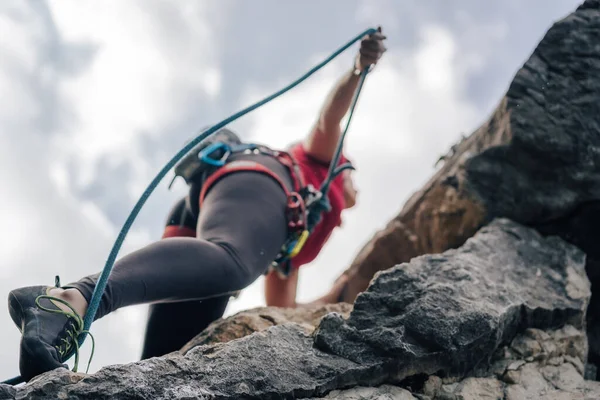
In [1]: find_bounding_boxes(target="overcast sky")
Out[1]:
[0,0,583,379]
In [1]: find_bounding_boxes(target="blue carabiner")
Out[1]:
[198,142,231,167]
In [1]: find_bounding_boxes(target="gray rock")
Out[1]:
[503,370,521,385]
[314,219,590,381]
[511,335,543,359]
[305,385,417,400]
[502,362,600,400]
[180,303,353,352]
[541,363,583,392]
[422,376,442,397]
[465,0,600,224]
[0,384,15,400]
[463,0,600,366]
[16,324,382,400]
[442,326,600,399]
[449,378,504,400]
[10,219,597,399]
[585,363,598,380]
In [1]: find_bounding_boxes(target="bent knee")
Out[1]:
[212,240,266,289]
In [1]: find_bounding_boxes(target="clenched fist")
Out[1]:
[355,26,387,71]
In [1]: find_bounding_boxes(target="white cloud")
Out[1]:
[47,0,222,191]
[414,26,457,93]
[355,0,405,32]
[0,11,41,123]
[238,53,348,148]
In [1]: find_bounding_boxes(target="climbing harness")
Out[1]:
[169,127,242,187]
[3,27,377,385]
[191,137,356,278]
[194,141,316,278]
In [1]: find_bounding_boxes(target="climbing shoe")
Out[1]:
[7,277,94,382]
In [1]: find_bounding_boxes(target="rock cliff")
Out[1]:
[339,0,600,372]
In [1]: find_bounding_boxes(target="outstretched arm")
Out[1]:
[265,28,387,309]
[303,27,387,163]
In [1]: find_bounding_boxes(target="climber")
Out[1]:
[7,28,387,381]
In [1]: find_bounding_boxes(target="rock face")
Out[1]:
[180,303,353,353]
[6,220,598,399]
[314,219,590,379]
[431,325,600,400]
[314,326,600,399]
[306,385,417,399]
[338,0,600,309]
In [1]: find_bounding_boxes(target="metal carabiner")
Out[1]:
[198,142,232,167]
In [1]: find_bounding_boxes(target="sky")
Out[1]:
[0,0,584,380]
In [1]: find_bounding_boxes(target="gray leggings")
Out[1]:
[67,154,292,326]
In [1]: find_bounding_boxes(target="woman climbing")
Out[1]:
[7,28,387,382]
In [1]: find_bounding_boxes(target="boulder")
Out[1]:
[314,219,590,379]
[180,303,352,353]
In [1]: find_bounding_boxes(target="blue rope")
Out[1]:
[2,27,376,386]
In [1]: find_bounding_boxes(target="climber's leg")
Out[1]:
[8,155,292,381]
[67,165,291,319]
[140,295,230,359]
[140,197,230,360]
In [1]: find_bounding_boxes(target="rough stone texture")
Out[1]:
[417,327,600,399]
[536,202,600,373]
[10,220,592,400]
[180,303,352,353]
[338,0,600,307]
[444,377,504,399]
[0,385,16,400]
[16,324,383,400]
[422,376,443,398]
[469,326,600,400]
[304,385,417,399]
[315,219,590,380]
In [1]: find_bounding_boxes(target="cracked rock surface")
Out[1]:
[5,219,594,399]
[314,219,590,380]
[180,303,353,353]
[422,326,600,400]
